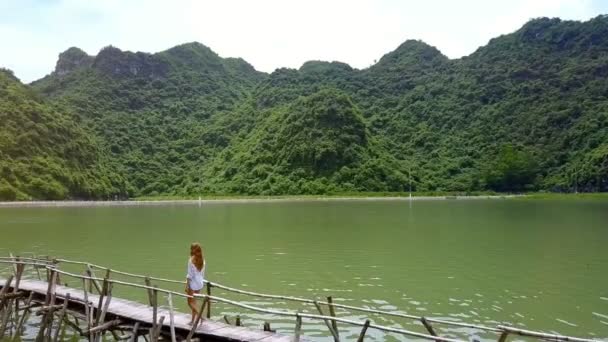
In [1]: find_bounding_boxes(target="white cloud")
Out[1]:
[0,0,604,82]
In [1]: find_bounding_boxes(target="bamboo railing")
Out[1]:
[0,256,602,342]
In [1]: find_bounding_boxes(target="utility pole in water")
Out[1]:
[409,165,412,200]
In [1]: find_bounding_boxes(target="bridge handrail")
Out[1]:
[47,257,502,333]
[1,256,600,342]
[47,266,466,342]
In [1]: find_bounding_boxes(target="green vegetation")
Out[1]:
[1,16,607,199]
[0,69,126,200]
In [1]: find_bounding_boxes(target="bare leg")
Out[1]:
[187,290,200,323]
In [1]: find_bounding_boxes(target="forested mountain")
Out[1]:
[0,69,126,200]
[2,16,607,199]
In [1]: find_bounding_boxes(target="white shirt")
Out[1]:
[186,258,206,291]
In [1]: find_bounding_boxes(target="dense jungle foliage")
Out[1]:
[0,69,126,200]
[2,16,607,199]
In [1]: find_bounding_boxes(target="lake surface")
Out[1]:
[1,198,608,341]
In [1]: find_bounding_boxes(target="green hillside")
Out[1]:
[0,69,126,200]
[2,16,606,199]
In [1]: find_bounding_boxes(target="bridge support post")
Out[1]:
[294,314,302,342]
[314,301,340,342]
[167,293,177,342]
[420,317,441,342]
[327,296,339,337]
[206,283,211,319]
[357,319,370,342]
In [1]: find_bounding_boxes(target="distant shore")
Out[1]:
[0,194,521,208]
[1,193,606,208]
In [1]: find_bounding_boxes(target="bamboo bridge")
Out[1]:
[0,255,602,342]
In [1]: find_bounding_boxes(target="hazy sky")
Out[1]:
[2,0,607,82]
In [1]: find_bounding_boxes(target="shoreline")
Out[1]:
[0,195,523,208]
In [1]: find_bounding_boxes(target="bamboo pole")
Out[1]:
[44,270,58,342]
[86,319,123,335]
[206,283,211,319]
[86,265,102,294]
[0,292,25,300]
[98,282,113,326]
[294,314,302,342]
[0,276,13,299]
[94,278,108,326]
[35,270,56,342]
[496,326,594,342]
[33,254,42,280]
[145,277,154,306]
[52,293,70,342]
[314,301,340,342]
[263,322,273,332]
[357,319,371,342]
[8,253,17,274]
[223,315,232,325]
[151,286,158,342]
[167,293,177,342]
[0,263,24,338]
[327,296,339,338]
[497,332,509,342]
[14,292,34,336]
[62,314,84,335]
[129,322,140,342]
[421,317,440,342]
[82,275,91,333]
[154,316,165,342]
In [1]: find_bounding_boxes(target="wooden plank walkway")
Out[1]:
[1,278,297,342]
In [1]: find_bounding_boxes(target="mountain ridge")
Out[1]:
[1,15,606,199]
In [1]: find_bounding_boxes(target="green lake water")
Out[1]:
[1,199,607,341]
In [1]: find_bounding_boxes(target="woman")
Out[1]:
[185,242,206,324]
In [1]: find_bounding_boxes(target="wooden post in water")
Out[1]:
[420,317,440,342]
[82,274,92,333]
[327,296,339,338]
[94,278,108,326]
[98,282,113,329]
[167,293,177,342]
[15,292,34,336]
[0,261,24,339]
[357,319,371,342]
[145,277,154,306]
[497,331,509,342]
[294,314,302,342]
[206,283,211,319]
[150,286,159,342]
[0,277,14,339]
[44,270,58,342]
[129,322,140,342]
[263,322,275,332]
[86,265,102,294]
[314,301,340,342]
[52,293,70,342]
[35,269,57,342]
[236,315,242,327]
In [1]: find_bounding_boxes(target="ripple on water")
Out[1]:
[592,312,608,320]
[556,318,578,327]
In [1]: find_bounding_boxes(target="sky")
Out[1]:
[1,0,607,83]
